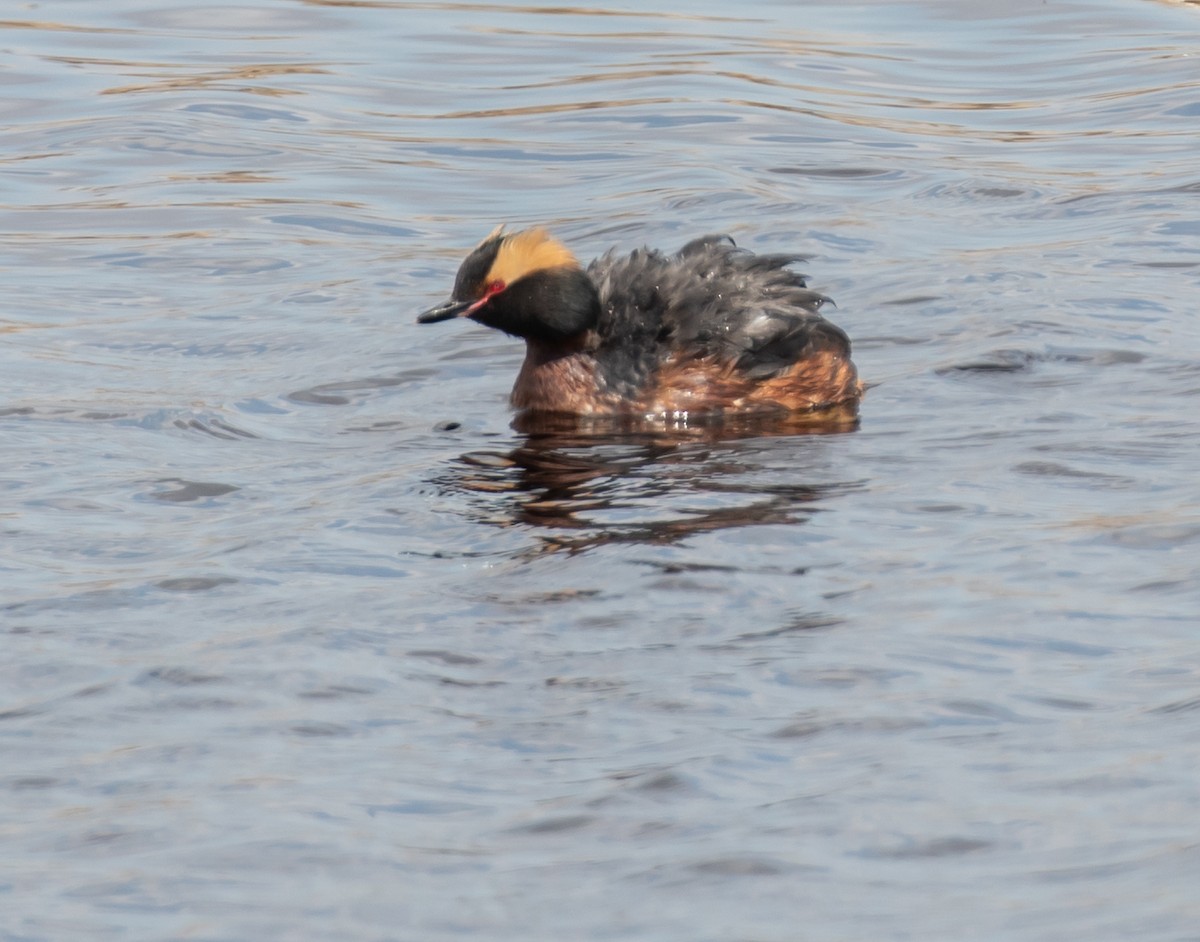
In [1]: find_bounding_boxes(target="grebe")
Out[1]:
[417,227,861,418]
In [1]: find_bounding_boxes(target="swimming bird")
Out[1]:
[417,227,861,419]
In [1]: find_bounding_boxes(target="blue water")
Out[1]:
[3,1,1200,939]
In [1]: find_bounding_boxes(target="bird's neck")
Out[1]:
[510,332,601,414]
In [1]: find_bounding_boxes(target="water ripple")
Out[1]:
[4,2,1200,940]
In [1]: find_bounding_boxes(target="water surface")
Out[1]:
[3,1,1200,939]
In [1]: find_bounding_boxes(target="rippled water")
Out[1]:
[4,1,1200,939]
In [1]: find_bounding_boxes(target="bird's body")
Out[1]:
[418,228,862,419]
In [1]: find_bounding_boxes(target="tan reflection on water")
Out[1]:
[96,62,329,97]
[0,19,138,34]
[295,1,746,22]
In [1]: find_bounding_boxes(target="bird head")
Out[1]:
[417,227,600,342]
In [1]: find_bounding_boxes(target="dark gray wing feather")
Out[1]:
[587,235,847,381]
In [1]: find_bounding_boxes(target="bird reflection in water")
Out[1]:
[442,405,860,555]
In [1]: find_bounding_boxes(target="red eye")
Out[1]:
[485,279,505,296]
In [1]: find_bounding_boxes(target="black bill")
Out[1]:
[417,298,474,324]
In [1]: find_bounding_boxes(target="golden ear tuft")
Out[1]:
[487,228,579,286]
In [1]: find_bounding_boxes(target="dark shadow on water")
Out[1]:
[434,405,862,555]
